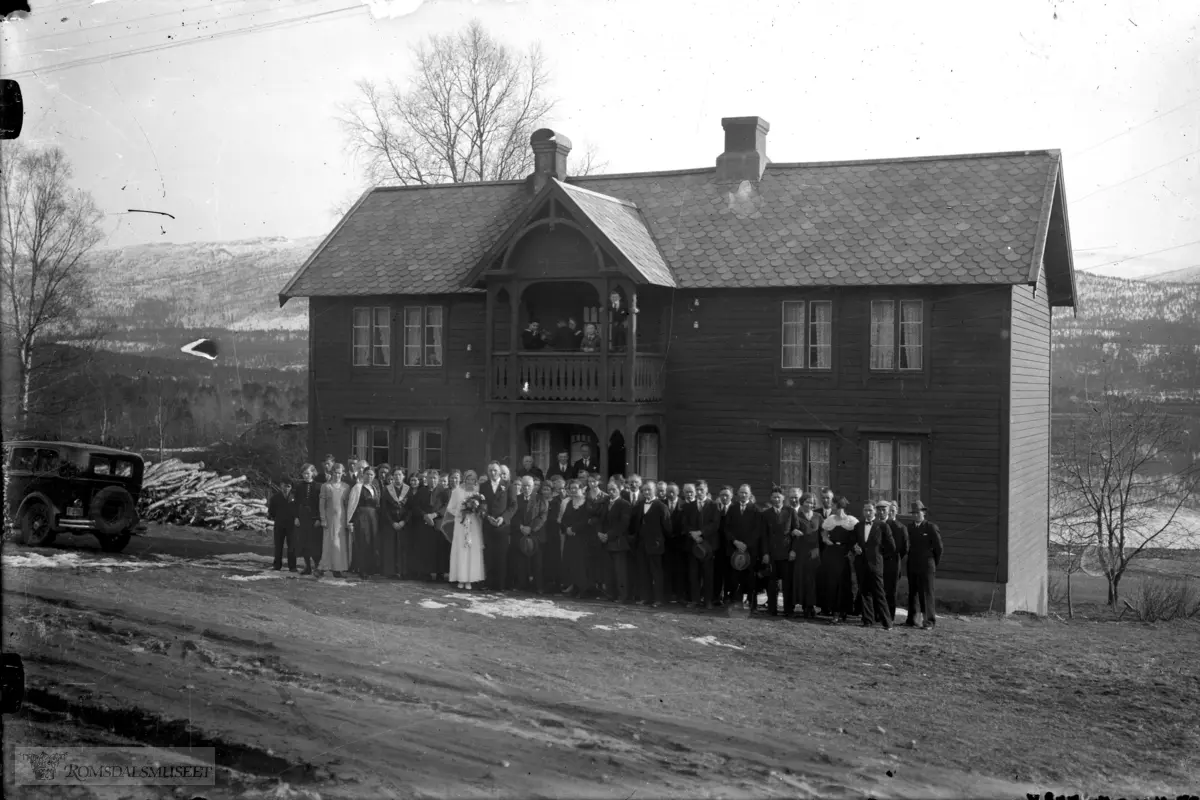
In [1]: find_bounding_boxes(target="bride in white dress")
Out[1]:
[447,469,485,589]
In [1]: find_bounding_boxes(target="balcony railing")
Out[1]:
[490,352,665,403]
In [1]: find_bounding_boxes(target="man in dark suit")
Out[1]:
[851,503,896,630]
[761,488,799,617]
[599,480,635,603]
[547,451,572,482]
[630,480,671,607]
[662,482,689,603]
[516,455,544,483]
[317,454,335,484]
[621,474,642,504]
[480,461,516,591]
[512,476,548,593]
[725,484,762,612]
[906,501,944,630]
[711,485,732,605]
[682,483,716,609]
[571,443,599,480]
[881,500,909,623]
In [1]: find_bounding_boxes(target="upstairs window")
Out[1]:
[870,299,923,371]
[352,307,391,367]
[403,306,444,367]
[781,300,832,370]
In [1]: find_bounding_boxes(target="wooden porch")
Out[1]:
[489,352,666,403]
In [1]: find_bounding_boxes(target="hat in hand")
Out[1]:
[518,535,538,557]
[730,550,752,572]
[692,540,711,561]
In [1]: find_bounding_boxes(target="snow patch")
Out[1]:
[688,635,745,651]
[443,592,592,621]
[318,578,359,587]
[224,572,285,582]
[420,599,450,609]
[2,552,171,571]
[592,623,637,631]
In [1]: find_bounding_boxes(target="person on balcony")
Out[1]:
[567,317,584,350]
[550,318,577,351]
[608,290,630,352]
[580,322,602,353]
[522,320,547,350]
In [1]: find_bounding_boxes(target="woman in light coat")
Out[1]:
[319,462,351,577]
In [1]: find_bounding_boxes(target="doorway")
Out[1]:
[607,431,626,479]
[523,423,598,474]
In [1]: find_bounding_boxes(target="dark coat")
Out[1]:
[380,485,408,526]
[513,493,549,543]
[521,328,547,350]
[630,498,672,556]
[516,465,545,482]
[291,480,321,519]
[700,500,722,551]
[600,496,634,552]
[907,520,943,572]
[571,458,600,480]
[724,502,761,560]
[674,500,703,549]
[546,460,573,482]
[480,479,515,533]
[851,520,896,574]
[884,519,909,561]
[267,490,295,535]
[761,505,799,562]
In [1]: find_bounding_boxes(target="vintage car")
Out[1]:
[3,441,147,553]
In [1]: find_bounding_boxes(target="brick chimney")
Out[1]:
[714,116,770,183]
[528,128,572,194]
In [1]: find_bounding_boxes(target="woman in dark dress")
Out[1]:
[790,491,823,618]
[539,481,563,593]
[820,496,859,624]
[583,474,607,597]
[559,480,595,598]
[292,463,323,576]
[380,469,409,579]
[347,467,380,578]
[403,473,431,579]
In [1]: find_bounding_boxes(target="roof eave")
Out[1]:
[278,187,376,306]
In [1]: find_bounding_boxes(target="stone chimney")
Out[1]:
[528,128,572,194]
[714,116,770,183]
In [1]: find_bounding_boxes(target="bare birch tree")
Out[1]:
[339,19,603,186]
[1052,390,1200,606]
[0,142,105,430]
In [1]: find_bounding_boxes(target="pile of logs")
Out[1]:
[139,459,271,532]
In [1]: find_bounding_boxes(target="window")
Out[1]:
[781,300,832,370]
[90,456,111,476]
[636,430,659,480]
[403,306,444,367]
[352,425,390,467]
[868,438,924,512]
[779,436,831,496]
[870,299,923,371]
[352,307,390,367]
[530,429,551,473]
[401,426,443,473]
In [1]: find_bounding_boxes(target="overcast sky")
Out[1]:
[3,0,1198,278]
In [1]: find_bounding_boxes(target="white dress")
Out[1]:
[447,486,485,583]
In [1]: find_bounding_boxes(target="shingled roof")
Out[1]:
[280,149,1072,303]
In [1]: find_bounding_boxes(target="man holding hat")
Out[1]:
[599,479,634,603]
[906,501,943,629]
[882,500,909,623]
[512,476,548,593]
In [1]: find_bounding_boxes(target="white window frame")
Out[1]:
[636,430,659,481]
[403,305,445,368]
[352,424,390,467]
[530,429,551,473]
[352,307,390,367]
[867,437,924,513]
[779,435,832,496]
[781,300,832,370]
[870,299,924,372]
[401,425,444,473]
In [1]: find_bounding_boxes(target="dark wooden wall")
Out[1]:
[660,285,1013,582]
[308,294,490,471]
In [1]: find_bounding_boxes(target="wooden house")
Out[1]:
[280,117,1077,614]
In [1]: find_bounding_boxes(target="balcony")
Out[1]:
[489,352,665,403]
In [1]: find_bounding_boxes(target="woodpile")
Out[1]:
[139,459,271,532]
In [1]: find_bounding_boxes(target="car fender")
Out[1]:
[14,492,61,528]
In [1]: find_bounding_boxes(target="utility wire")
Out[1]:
[1080,239,1200,272]
[1072,148,1200,203]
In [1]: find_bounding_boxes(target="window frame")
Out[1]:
[776,434,834,498]
[780,299,834,372]
[350,423,391,467]
[402,305,446,369]
[636,429,660,481]
[868,297,927,374]
[351,306,391,368]
[862,433,930,520]
[400,424,445,473]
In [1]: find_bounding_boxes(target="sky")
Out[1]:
[2,0,1198,278]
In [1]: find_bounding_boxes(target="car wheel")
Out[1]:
[97,533,131,553]
[20,502,56,547]
[89,486,137,535]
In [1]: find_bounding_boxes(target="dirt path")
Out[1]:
[3,537,1198,799]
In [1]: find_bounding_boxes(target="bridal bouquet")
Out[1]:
[460,493,485,524]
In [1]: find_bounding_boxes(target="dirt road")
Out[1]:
[3,528,1198,799]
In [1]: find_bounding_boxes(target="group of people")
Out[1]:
[518,291,632,353]
[268,447,945,629]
